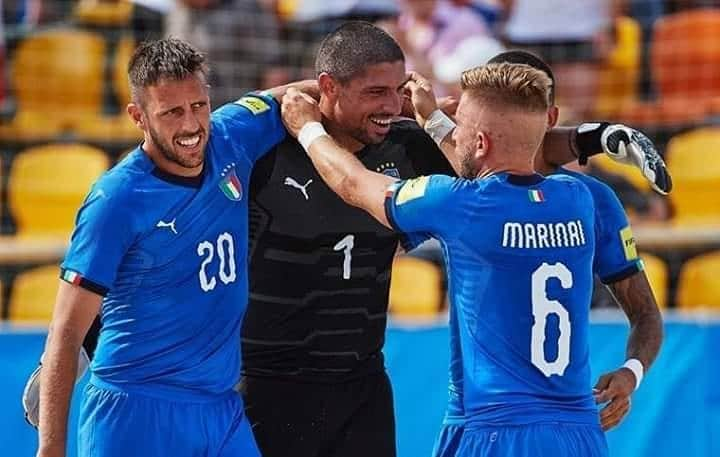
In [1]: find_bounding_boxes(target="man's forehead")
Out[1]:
[145,76,208,104]
[348,60,407,87]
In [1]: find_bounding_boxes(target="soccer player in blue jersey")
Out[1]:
[35,38,305,457]
[424,51,664,457]
[280,61,660,456]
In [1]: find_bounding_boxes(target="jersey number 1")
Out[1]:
[197,232,237,292]
[333,234,355,280]
[531,262,572,377]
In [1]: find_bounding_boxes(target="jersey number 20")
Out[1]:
[197,232,237,292]
[531,262,572,377]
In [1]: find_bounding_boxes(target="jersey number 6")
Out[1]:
[531,262,572,377]
[197,232,237,292]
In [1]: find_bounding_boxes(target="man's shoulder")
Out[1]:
[387,119,432,143]
[555,168,616,199]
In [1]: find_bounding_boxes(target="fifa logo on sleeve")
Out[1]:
[620,226,638,261]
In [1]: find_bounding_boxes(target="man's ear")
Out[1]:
[127,103,144,129]
[475,129,491,159]
[318,72,339,102]
[547,105,560,129]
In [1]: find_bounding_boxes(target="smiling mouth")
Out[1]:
[370,116,393,128]
[175,134,202,149]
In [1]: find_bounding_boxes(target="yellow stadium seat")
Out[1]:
[8,144,109,238]
[8,265,60,323]
[74,0,133,27]
[114,36,134,107]
[595,17,642,117]
[389,256,443,317]
[639,253,668,309]
[0,30,106,141]
[676,250,720,309]
[75,36,143,143]
[665,128,720,225]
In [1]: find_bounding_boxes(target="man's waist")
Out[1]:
[89,374,237,403]
[241,351,385,383]
[464,396,599,427]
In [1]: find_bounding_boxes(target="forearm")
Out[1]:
[38,323,83,454]
[541,127,580,167]
[306,135,395,226]
[264,80,319,104]
[439,134,462,175]
[607,272,664,370]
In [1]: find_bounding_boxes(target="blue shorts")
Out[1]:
[78,383,259,457]
[432,423,465,457]
[457,422,608,457]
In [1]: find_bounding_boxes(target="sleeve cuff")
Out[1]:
[60,268,109,297]
[384,188,402,232]
[599,262,643,285]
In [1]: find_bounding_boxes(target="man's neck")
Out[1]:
[476,160,535,179]
[142,141,204,177]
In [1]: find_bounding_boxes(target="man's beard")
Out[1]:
[459,149,477,179]
[148,123,205,169]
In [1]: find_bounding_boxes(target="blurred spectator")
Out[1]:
[275,0,397,22]
[667,0,719,12]
[432,35,504,98]
[449,0,503,26]
[381,0,493,95]
[501,0,624,120]
[0,0,5,110]
[131,0,171,41]
[166,0,287,105]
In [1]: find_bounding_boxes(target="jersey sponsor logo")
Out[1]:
[375,161,400,178]
[156,218,178,235]
[219,163,243,201]
[396,176,429,205]
[284,176,313,200]
[234,96,270,115]
[620,226,638,260]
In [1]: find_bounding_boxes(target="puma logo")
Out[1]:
[156,218,178,235]
[284,177,313,200]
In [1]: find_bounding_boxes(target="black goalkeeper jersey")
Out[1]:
[241,120,454,381]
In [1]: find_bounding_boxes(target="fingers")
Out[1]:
[599,396,631,431]
[593,373,612,396]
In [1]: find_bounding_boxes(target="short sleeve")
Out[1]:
[212,92,286,165]
[592,182,642,283]
[60,187,137,296]
[384,174,460,238]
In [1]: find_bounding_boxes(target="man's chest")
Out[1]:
[250,142,423,238]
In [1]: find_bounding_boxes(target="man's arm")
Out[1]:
[593,271,663,431]
[281,88,396,227]
[608,271,664,369]
[263,80,319,104]
[38,282,101,457]
[405,73,672,194]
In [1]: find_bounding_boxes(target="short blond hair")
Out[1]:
[460,62,552,112]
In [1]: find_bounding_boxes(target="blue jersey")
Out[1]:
[61,94,285,400]
[440,168,643,425]
[386,172,598,426]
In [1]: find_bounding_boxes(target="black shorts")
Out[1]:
[240,372,396,457]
